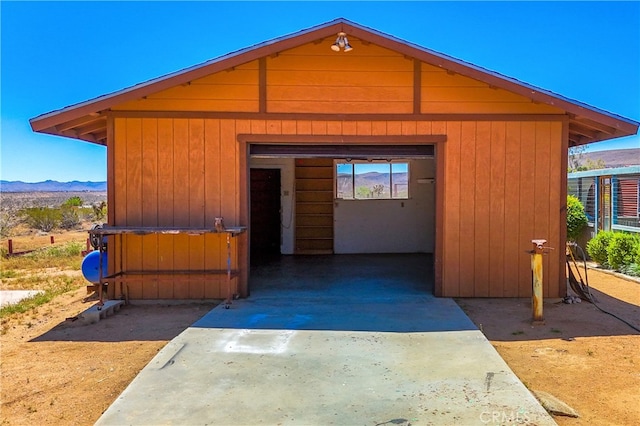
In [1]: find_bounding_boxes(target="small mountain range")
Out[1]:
[581,148,640,168]
[0,180,107,192]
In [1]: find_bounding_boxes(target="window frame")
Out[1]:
[335,159,410,200]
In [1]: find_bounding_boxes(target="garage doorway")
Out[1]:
[245,140,440,296]
[250,169,282,261]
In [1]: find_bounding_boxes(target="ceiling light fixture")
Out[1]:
[331,32,353,52]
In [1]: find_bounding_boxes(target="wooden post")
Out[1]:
[50,236,55,245]
[8,239,13,255]
[531,239,547,324]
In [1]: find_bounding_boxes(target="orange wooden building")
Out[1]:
[31,19,638,300]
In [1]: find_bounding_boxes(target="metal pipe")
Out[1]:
[531,239,547,324]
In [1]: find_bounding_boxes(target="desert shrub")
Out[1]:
[59,206,80,230]
[92,201,107,221]
[0,211,22,237]
[21,207,60,232]
[356,186,372,198]
[62,196,83,207]
[566,195,588,241]
[586,230,614,267]
[607,232,640,271]
[77,207,95,221]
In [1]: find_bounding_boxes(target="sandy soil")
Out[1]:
[0,290,216,425]
[1,268,638,425]
[457,269,640,425]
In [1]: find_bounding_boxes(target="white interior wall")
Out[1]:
[334,159,435,254]
[249,158,295,254]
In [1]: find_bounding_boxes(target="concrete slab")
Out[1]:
[77,300,125,324]
[96,255,556,425]
[0,290,44,307]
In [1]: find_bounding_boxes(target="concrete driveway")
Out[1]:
[96,255,555,425]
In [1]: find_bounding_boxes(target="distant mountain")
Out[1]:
[337,172,408,195]
[353,172,408,186]
[0,180,107,192]
[582,148,640,168]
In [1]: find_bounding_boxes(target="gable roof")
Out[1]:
[30,18,638,147]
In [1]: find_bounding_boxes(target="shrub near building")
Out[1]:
[586,231,614,267]
[566,195,588,242]
[587,231,640,277]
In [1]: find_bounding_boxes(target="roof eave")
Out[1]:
[30,18,639,146]
[30,19,349,133]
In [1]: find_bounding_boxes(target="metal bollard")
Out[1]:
[530,239,552,325]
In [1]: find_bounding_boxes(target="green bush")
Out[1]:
[607,233,640,271]
[62,196,83,207]
[566,195,588,241]
[586,230,615,267]
[21,207,61,232]
[59,206,80,230]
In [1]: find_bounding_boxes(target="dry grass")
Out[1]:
[1,229,90,254]
[1,234,89,331]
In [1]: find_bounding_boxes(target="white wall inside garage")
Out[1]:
[334,159,436,254]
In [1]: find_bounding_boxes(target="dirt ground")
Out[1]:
[1,268,638,425]
[457,269,640,425]
[0,292,217,425]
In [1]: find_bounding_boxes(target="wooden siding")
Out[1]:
[267,39,413,113]
[112,117,241,299]
[111,41,565,118]
[108,41,568,299]
[441,120,564,297]
[113,62,260,112]
[111,116,565,299]
[420,63,564,115]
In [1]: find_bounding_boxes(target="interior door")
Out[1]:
[250,169,282,257]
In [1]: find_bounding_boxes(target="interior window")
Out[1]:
[336,161,409,200]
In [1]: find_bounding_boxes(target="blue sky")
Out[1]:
[2,1,639,182]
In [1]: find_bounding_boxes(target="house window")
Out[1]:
[336,161,409,200]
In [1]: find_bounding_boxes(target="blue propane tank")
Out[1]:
[81,251,108,284]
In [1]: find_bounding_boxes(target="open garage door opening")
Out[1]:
[248,144,437,295]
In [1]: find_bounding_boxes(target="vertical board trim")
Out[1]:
[414,59,421,114]
[259,57,267,113]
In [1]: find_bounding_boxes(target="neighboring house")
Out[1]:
[30,19,638,300]
[568,166,640,240]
